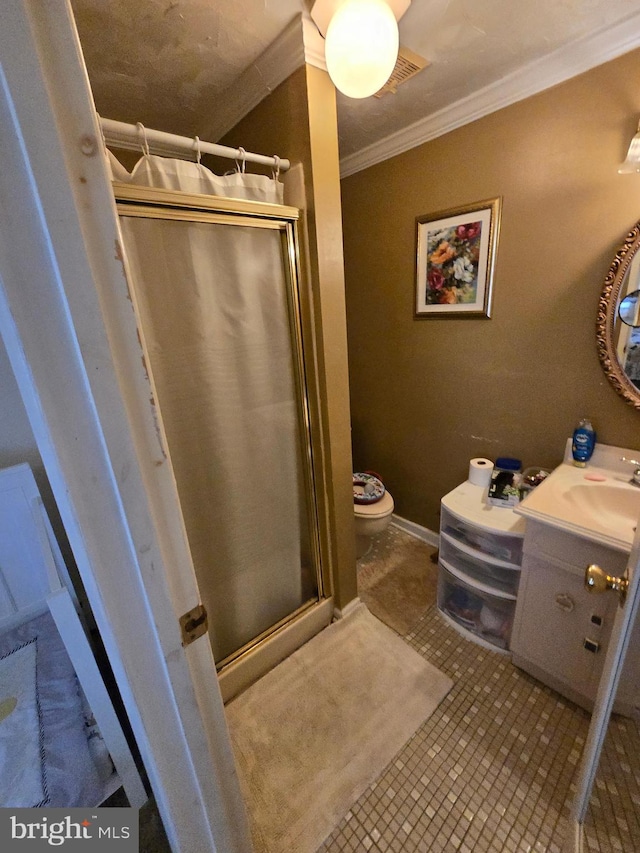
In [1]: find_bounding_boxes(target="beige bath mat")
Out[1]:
[225,604,452,853]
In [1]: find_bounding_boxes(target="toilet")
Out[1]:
[353,474,394,558]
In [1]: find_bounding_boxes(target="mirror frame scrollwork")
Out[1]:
[596,221,640,411]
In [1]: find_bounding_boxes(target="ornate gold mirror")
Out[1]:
[596,221,640,410]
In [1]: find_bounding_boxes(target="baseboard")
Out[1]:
[391,514,439,548]
[332,597,362,621]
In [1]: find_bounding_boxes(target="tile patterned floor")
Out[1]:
[319,529,640,853]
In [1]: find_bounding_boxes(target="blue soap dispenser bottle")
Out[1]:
[572,418,596,467]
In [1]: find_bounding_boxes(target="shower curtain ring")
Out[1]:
[194,135,202,166]
[236,147,246,173]
[272,155,280,181]
[136,122,150,157]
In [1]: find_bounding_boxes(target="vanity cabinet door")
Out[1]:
[512,554,613,697]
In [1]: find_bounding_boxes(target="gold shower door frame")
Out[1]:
[114,183,331,694]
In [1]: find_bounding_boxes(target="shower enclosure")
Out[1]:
[114,170,328,692]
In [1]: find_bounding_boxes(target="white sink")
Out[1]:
[563,484,640,532]
[516,442,640,552]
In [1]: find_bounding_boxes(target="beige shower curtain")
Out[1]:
[117,155,314,662]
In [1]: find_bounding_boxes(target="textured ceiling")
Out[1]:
[338,0,640,158]
[71,0,640,161]
[71,0,303,137]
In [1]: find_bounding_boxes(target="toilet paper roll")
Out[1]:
[469,458,494,487]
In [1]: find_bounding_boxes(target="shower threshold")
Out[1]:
[217,596,333,702]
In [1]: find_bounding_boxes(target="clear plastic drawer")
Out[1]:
[437,565,515,650]
[440,506,523,566]
[439,537,521,597]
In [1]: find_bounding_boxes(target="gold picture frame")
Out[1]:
[415,197,501,318]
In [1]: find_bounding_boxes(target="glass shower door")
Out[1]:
[117,195,323,668]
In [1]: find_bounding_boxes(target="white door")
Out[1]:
[562,514,640,851]
[0,2,252,851]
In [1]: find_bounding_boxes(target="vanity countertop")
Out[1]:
[516,440,640,553]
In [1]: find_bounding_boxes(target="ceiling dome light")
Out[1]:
[324,0,399,99]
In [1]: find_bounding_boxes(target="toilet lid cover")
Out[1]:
[353,473,385,505]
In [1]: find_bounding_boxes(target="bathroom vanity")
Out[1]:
[512,441,640,716]
[438,481,525,652]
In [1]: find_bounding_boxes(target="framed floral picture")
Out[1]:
[415,197,501,318]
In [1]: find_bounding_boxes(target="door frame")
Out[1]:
[0,2,251,851]
[563,516,640,851]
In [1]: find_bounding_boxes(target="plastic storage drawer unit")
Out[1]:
[441,506,523,565]
[438,480,525,652]
[438,565,515,650]
[439,536,520,597]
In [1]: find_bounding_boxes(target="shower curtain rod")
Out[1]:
[99,117,290,172]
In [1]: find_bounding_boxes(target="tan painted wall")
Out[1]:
[341,49,640,535]
[221,65,357,609]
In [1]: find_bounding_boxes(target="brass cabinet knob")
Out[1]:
[585,564,628,605]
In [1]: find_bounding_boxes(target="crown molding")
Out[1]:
[340,11,640,178]
[204,12,329,141]
[302,12,327,71]
[204,14,308,142]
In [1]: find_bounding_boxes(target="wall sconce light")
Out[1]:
[619,119,640,174]
[311,0,411,99]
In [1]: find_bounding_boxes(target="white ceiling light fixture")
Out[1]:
[325,0,398,99]
[311,0,411,100]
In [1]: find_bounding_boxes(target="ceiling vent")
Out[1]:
[374,46,430,97]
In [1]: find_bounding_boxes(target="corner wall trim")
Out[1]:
[333,597,362,621]
[339,11,640,178]
[391,515,439,548]
[203,15,307,143]
[302,13,327,71]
